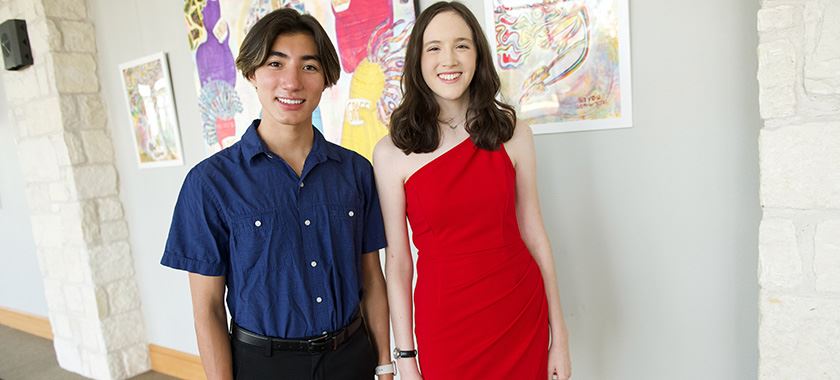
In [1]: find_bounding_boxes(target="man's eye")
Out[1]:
[303,65,319,71]
[267,61,281,68]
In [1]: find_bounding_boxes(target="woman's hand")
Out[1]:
[397,358,423,380]
[548,345,571,380]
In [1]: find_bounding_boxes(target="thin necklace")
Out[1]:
[440,117,465,130]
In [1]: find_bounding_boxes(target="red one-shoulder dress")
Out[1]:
[404,137,549,380]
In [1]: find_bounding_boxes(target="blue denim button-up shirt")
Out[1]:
[162,120,387,338]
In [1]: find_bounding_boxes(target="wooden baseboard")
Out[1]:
[0,306,205,379]
[0,306,53,340]
[149,344,206,380]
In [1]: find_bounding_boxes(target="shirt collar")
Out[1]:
[241,119,342,163]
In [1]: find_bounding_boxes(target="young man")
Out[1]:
[162,8,395,379]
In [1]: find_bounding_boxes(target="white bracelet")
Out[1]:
[375,361,397,376]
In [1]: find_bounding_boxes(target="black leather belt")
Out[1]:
[231,314,363,355]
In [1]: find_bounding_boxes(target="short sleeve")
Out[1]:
[161,169,230,276]
[360,161,387,253]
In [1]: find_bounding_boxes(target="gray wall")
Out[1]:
[2,0,760,378]
[87,0,207,354]
[0,69,47,316]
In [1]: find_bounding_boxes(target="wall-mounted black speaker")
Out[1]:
[1,19,33,71]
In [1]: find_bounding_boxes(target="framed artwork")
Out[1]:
[119,52,185,168]
[485,0,633,134]
[183,0,418,161]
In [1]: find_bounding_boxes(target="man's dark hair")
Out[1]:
[389,1,516,154]
[235,8,341,87]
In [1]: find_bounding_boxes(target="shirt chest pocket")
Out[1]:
[230,211,292,270]
[326,204,360,242]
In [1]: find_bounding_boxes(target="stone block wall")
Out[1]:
[0,0,149,378]
[757,1,840,378]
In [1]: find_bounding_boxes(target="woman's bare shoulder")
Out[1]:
[510,119,534,143]
[505,120,534,161]
[373,135,403,163]
[373,135,411,181]
[505,120,534,151]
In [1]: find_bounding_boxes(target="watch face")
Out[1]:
[1,34,11,57]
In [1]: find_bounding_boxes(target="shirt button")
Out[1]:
[348,210,355,217]
[304,219,311,226]
[254,220,262,227]
[322,331,328,335]
[299,182,304,188]
[316,297,323,303]
[310,261,317,268]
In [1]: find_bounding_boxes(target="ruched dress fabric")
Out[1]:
[403,138,549,380]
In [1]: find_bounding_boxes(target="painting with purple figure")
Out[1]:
[119,52,184,168]
[485,0,633,134]
[183,0,417,160]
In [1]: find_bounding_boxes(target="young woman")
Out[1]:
[372,2,572,379]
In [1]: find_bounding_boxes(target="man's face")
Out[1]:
[249,32,326,130]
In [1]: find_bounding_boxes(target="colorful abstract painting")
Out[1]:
[119,52,184,168]
[486,0,632,134]
[184,0,416,160]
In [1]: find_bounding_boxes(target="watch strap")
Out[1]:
[375,362,396,375]
[393,347,418,359]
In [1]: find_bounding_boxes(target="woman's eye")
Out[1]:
[303,65,319,71]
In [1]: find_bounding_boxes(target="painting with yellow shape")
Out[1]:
[341,19,411,161]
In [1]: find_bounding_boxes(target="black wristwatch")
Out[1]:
[393,347,418,360]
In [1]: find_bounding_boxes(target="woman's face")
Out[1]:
[420,11,477,107]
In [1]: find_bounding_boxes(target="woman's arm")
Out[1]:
[372,138,423,378]
[506,124,571,379]
[188,273,234,380]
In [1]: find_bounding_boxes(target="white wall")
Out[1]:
[0,0,760,378]
[536,0,760,378]
[0,67,48,317]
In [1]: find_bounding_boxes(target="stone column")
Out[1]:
[757,1,840,378]
[0,0,149,378]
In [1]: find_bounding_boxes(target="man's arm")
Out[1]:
[188,273,233,380]
[360,250,394,379]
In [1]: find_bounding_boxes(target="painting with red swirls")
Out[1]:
[486,0,633,134]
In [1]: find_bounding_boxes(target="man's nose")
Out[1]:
[280,69,303,90]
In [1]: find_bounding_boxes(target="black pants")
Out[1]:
[231,324,377,380]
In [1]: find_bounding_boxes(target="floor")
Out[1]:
[0,325,178,380]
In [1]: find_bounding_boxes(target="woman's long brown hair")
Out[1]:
[390,1,516,154]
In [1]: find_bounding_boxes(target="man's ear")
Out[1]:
[247,73,257,87]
